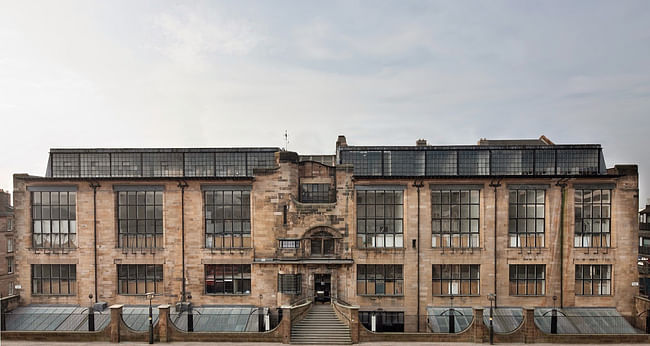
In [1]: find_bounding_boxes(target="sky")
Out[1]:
[1,0,649,205]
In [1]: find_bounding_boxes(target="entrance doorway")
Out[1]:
[314,274,331,303]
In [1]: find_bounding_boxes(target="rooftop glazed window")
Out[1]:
[339,146,604,177]
[47,149,278,178]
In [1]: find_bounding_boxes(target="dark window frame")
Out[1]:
[31,264,76,296]
[431,189,480,248]
[432,264,480,296]
[575,264,612,296]
[508,189,545,248]
[117,191,164,249]
[31,191,77,249]
[574,189,611,248]
[300,183,334,203]
[509,264,545,296]
[356,190,404,248]
[117,264,163,295]
[204,190,251,249]
[359,311,404,332]
[204,264,251,295]
[357,264,403,296]
[278,274,302,295]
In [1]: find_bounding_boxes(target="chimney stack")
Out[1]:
[416,139,428,146]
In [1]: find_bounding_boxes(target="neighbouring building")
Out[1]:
[0,189,16,297]
[11,135,639,332]
[639,203,650,296]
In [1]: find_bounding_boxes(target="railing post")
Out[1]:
[449,308,456,333]
[472,307,485,343]
[88,305,95,331]
[646,309,650,334]
[350,306,359,344]
[158,305,170,343]
[109,304,124,343]
[551,308,557,334]
[281,305,291,344]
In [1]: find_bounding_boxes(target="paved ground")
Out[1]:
[1,342,649,346]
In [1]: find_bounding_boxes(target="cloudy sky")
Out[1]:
[1,0,649,203]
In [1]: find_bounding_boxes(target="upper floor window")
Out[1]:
[357,264,403,296]
[31,264,76,295]
[509,264,545,296]
[204,188,251,249]
[575,264,611,296]
[300,183,334,203]
[31,190,77,249]
[432,264,480,296]
[6,218,12,232]
[431,189,480,248]
[118,264,163,295]
[356,189,403,248]
[7,238,13,253]
[310,231,334,256]
[575,189,611,248]
[205,264,251,294]
[509,189,545,248]
[117,189,163,249]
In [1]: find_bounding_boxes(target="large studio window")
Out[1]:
[575,189,611,248]
[431,189,480,248]
[31,189,77,249]
[508,189,545,248]
[356,189,403,248]
[204,187,251,249]
[116,187,164,249]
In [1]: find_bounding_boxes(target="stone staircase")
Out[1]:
[291,303,352,345]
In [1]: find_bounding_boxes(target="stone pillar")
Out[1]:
[281,306,291,344]
[523,307,536,344]
[473,307,485,343]
[349,306,359,344]
[158,304,170,343]
[109,304,123,344]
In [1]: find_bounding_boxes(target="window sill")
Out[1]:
[118,293,163,297]
[432,294,480,297]
[358,294,404,298]
[204,293,251,296]
[32,294,76,297]
[204,247,253,251]
[31,248,77,252]
[358,247,405,251]
[509,295,546,297]
[575,294,612,297]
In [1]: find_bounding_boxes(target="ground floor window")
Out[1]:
[31,264,76,295]
[432,264,480,296]
[360,311,404,332]
[357,264,403,296]
[509,264,545,296]
[575,264,611,295]
[205,264,251,294]
[118,264,163,295]
[278,274,301,294]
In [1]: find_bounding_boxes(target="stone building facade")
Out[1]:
[0,190,17,297]
[11,136,639,331]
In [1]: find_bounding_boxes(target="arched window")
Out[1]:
[310,231,334,256]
